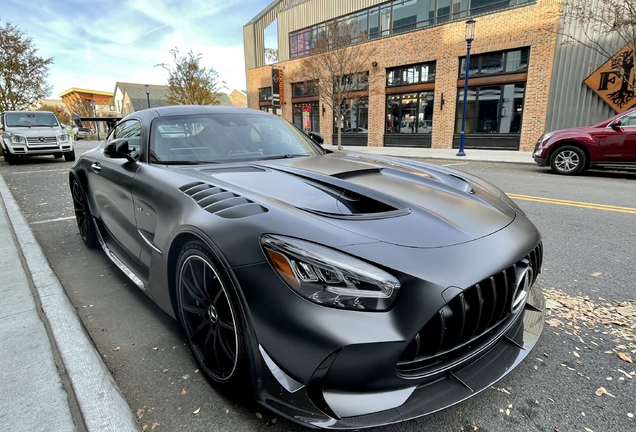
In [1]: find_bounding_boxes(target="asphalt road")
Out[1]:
[1,148,634,432]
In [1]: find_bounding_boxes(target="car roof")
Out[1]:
[3,111,55,115]
[150,105,266,117]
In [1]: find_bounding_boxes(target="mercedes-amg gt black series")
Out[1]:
[69,106,545,429]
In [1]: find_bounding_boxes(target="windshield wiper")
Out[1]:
[159,160,220,165]
[258,154,309,161]
[31,125,56,127]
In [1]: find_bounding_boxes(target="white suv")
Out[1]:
[1,111,74,165]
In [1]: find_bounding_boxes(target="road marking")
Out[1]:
[508,194,636,215]
[30,216,76,225]
[11,168,69,175]
[442,162,469,167]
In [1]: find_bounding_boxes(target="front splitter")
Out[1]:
[255,283,545,429]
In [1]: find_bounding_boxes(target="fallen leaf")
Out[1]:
[618,352,633,363]
[256,412,263,419]
[545,318,563,327]
[101,328,107,331]
[584,428,594,432]
[470,423,478,431]
[151,423,159,430]
[590,272,601,277]
[162,369,168,373]
[152,347,158,351]
[193,408,200,415]
[142,425,148,431]
[573,351,579,358]
[505,408,510,416]
[113,347,120,351]
[496,387,511,394]
[628,413,633,418]
[181,389,186,395]
[136,408,144,419]
[594,387,615,397]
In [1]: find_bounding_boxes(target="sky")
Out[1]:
[1,0,279,98]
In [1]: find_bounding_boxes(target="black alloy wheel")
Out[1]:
[176,242,247,389]
[71,179,99,248]
[550,145,587,175]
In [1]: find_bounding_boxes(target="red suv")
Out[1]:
[533,107,636,175]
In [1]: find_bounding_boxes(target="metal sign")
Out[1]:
[272,69,284,105]
[584,44,636,113]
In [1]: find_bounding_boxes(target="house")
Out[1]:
[228,89,248,108]
[112,82,170,116]
[58,88,115,136]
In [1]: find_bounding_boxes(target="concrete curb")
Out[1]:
[0,172,140,432]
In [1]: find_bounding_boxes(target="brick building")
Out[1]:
[244,0,617,151]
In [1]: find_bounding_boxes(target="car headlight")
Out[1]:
[538,132,554,144]
[261,235,401,311]
[58,134,68,141]
[10,135,24,143]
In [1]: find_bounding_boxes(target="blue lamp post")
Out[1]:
[457,18,476,157]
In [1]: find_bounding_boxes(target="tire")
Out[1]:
[550,145,587,175]
[54,153,63,158]
[3,151,16,165]
[64,149,76,162]
[71,179,99,248]
[176,242,249,393]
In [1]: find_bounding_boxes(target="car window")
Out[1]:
[107,119,142,159]
[149,113,323,163]
[620,111,636,127]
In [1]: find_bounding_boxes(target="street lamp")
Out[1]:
[457,18,476,157]
[89,100,101,141]
[145,84,150,109]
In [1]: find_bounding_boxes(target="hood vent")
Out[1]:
[179,182,268,219]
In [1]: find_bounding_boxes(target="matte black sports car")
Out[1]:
[69,106,545,429]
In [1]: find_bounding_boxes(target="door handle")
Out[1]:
[91,162,102,172]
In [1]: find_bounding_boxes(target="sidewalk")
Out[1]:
[0,172,139,432]
[337,145,535,164]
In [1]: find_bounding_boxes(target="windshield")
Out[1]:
[5,113,59,127]
[149,113,324,164]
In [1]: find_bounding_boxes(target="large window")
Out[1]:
[455,83,525,134]
[292,81,318,98]
[386,92,434,134]
[460,48,529,77]
[334,98,369,134]
[289,0,533,58]
[293,102,321,133]
[387,62,436,86]
[335,73,369,92]
[259,87,272,102]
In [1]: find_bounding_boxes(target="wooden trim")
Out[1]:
[259,101,273,107]
[345,90,369,99]
[291,96,320,104]
[457,72,528,87]
[386,83,435,94]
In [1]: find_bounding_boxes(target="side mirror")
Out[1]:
[105,138,135,163]
[308,131,324,144]
[610,119,623,129]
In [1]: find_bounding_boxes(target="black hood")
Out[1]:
[170,153,516,248]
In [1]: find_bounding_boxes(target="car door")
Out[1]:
[594,111,636,162]
[87,119,143,259]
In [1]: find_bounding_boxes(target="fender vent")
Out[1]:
[179,182,268,219]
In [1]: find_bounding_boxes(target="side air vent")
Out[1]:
[179,182,268,219]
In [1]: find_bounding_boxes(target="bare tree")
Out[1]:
[157,48,226,106]
[559,0,636,108]
[66,98,96,130]
[37,104,71,125]
[265,47,279,64]
[0,20,53,111]
[298,20,375,150]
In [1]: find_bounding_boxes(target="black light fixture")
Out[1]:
[145,84,151,109]
[322,105,325,117]
[457,18,476,157]
[372,61,378,68]
[440,92,445,110]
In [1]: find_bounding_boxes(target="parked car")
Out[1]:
[74,127,92,140]
[1,111,74,164]
[533,107,636,175]
[70,106,544,429]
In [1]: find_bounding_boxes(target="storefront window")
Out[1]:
[386,91,434,134]
[292,81,318,97]
[460,48,530,77]
[293,102,320,133]
[455,83,525,134]
[259,87,272,102]
[334,98,369,134]
[261,106,282,116]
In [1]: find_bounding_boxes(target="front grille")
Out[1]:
[179,181,268,219]
[398,242,543,375]
[27,136,58,147]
